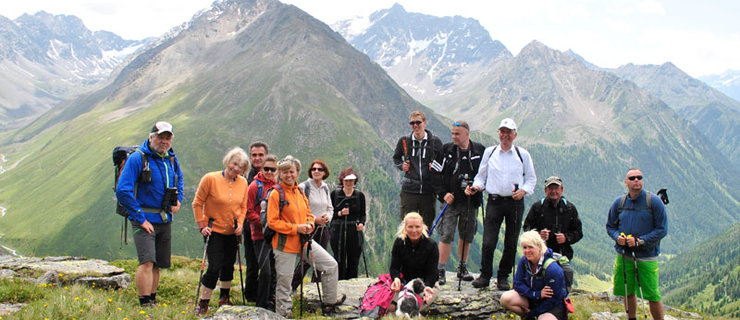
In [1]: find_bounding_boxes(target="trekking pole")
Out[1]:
[234,219,245,305]
[299,234,307,318]
[195,218,214,308]
[342,215,348,279]
[631,250,649,319]
[621,253,629,316]
[307,239,324,314]
[358,226,369,277]
[428,203,449,236]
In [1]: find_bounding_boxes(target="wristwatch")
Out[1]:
[637,238,645,246]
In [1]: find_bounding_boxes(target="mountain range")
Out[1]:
[700,69,740,102]
[334,4,740,170]
[0,0,739,315]
[334,3,740,312]
[609,63,740,169]
[0,11,149,130]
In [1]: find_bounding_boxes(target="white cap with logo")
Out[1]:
[498,118,517,130]
[151,121,174,135]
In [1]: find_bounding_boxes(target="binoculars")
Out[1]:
[161,187,178,213]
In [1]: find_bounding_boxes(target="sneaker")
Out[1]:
[438,268,446,285]
[457,264,474,281]
[471,276,490,288]
[496,277,510,290]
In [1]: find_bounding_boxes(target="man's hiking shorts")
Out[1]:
[613,253,661,301]
[438,201,477,244]
[132,221,172,268]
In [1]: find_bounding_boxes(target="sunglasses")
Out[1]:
[409,120,423,126]
[263,167,277,172]
[627,175,643,181]
[310,167,325,172]
[452,121,469,130]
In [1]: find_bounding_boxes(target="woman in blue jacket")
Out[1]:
[501,230,568,320]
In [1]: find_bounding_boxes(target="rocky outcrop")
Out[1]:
[300,272,514,319]
[0,303,25,316]
[205,305,286,320]
[0,255,130,289]
[209,272,514,319]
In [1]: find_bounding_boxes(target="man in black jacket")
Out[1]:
[392,110,444,227]
[522,175,583,292]
[432,121,485,285]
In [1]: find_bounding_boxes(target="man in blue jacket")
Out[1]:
[606,168,667,320]
[116,121,184,307]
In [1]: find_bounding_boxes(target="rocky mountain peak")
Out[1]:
[517,40,579,68]
[0,11,149,129]
[333,4,510,101]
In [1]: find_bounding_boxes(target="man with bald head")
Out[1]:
[606,168,667,320]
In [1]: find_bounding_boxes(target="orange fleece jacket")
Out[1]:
[267,181,314,253]
[192,171,248,235]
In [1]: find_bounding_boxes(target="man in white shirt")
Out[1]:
[465,118,536,290]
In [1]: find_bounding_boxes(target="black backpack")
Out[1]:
[112,146,148,218]
[112,146,145,246]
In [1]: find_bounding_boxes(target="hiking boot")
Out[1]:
[438,268,446,285]
[218,295,232,306]
[497,277,510,290]
[194,300,209,316]
[322,293,347,314]
[457,263,474,281]
[471,275,490,288]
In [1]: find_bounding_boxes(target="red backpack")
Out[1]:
[359,274,396,318]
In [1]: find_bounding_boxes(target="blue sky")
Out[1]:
[1,0,738,77]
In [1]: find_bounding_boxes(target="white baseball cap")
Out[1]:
[498,118,517,130]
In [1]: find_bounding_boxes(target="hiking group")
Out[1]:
[114,117,667,319]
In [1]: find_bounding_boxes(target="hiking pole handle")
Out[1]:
[233,218,241,243]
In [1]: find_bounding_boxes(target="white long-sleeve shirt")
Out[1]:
[472,145,537,197]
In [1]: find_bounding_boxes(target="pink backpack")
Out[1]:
[359,274,396,318]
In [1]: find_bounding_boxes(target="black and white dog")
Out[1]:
[395,278,425,318]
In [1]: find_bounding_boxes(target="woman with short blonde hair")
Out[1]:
[500,230,568,320]
[192,147,249,315]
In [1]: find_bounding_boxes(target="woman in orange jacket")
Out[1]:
[192,147,249,315]
[268,155,345,317]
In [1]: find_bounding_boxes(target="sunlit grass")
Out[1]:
[0,256,731,319]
